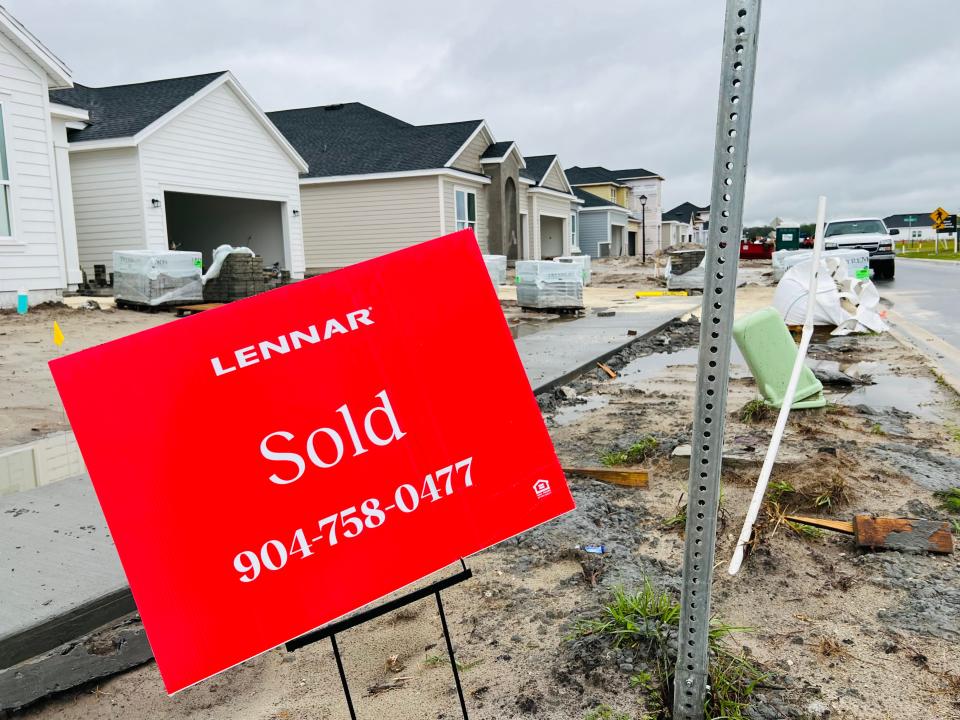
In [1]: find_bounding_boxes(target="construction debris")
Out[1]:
[784,514,954,554]
[562,467,649,488]
[596,362,617,379]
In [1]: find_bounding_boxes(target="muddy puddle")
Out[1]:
[831,361,944,420]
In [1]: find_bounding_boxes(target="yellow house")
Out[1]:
[565,166,665,257]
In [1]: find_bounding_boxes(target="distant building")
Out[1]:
[661,202,709,246]
[883,213,951,243]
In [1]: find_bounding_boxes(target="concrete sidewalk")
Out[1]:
[520,298,696,393]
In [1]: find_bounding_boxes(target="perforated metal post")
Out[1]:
[673,2,762,719]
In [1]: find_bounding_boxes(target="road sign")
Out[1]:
[902,216,917,223]
[935,214,957,232]
[49,231,575,693]
[931,207,950,224]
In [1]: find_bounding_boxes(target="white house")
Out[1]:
[883,213,951,245]
[0,7,86,309]
[50,72,308,278]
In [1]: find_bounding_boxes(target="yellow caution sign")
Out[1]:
[53,321,64,347]
[931,207,950,224]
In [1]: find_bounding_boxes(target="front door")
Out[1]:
[628,231,637,256]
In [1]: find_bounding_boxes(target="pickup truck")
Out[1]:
[822,218,897,280]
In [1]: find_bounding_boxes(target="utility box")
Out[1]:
[775,227,801,251]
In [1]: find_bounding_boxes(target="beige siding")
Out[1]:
[138,82,305,273]
[69,148,145,272]
[0,33,63,294]
[449,125,492,174]
[300,176,441,269]
[543,163,569,193]
[529,192,576,259]
[443,178,488,253]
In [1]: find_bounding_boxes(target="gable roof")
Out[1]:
[0,6,72,88]
[565,165,662,185]
[574,187,627,211]
[663,201,709,224]
[50,72,307,171]
[50,72,228,142]
[268,103,485,179]
[883,213,933,228]
[481,141,515,159]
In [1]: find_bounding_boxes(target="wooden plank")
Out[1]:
[562,467,649,488]
[783,514,854,535]
[176,303,226,317]
[853,514,954,554]
[596,362,617,379]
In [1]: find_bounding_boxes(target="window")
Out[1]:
[455,187,476,232]
[570,213,578,249]
[0,105,12,239]
[911,230,922,239]
[609,187,616,201]
[824,220,886,237]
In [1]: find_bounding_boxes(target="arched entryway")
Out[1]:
[504,177,519,260]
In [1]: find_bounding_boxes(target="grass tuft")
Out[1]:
[934,488,960,514]
[739,398,773,424]
[601,435,659,466]
[869,422,886,435]
[583,705,633,720]
[572,581,764,719]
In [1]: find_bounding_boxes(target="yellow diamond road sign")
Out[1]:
[931,207,950,224]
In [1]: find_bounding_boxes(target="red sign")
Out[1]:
[49,231,574,693]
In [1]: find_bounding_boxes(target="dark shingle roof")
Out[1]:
[663,202,709,224]
[49,72,227,141]
[883,213,933,228]
[574,187,626,210]
[267,103,484,178]
[481,141,515,159]
[565,165,661,185]
[522,155,556,185]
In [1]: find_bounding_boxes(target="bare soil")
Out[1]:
[6,264,960,719]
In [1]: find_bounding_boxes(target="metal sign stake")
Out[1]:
[672,1,762,718]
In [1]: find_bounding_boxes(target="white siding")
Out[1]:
[138,82,305,274]
[69,147,144,272]
[300,176,441,269]
[450,126,492,174]
[443,178,488,253]
[0,32,65,297]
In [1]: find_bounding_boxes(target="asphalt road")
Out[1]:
[882,258,960,350]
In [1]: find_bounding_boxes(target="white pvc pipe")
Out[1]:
[728,195,828,576]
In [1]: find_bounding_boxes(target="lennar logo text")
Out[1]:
[533,479,552,499]
[211,308,374,377]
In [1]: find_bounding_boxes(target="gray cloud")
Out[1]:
[16,0,960,224]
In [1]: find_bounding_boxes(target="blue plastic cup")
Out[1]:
[16,290,28,314]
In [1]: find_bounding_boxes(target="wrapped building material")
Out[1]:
[482,254,507,286]
[113,250,203,306]
[772,248,869,282]
[556,255,591,286]
[515,260,584,309]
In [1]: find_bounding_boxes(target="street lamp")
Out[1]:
[639,194,648,263]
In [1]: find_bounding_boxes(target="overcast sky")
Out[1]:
[13,1,960,224]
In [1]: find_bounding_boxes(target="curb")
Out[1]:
[530,304,699,395]
[885,308,960,396]
[897,256,960,267]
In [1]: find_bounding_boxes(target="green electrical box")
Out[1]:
[775,227,801,250]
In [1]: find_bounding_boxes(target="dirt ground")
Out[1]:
[5,263,960,719]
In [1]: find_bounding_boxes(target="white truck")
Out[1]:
[822,217,897,280]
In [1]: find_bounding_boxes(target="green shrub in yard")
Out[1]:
[600,436,659,466]
[571,580,765,720]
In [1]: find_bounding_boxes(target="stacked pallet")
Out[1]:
[203,253,265,303]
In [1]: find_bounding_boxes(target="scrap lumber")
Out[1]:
[597,362,617,379]
[563,467,649,488]
[784,514,953,554]
[634,290,689,298]
[175,303,226,317]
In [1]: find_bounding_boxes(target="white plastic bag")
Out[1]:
[202,245,256,285]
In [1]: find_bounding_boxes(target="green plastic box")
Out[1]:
[732,306,825,409]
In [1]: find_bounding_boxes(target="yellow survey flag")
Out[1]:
[53,321,64,347]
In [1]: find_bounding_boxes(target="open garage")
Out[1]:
[164,191,288,269]
[539,215,565,259]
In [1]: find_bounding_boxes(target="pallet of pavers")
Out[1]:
[0,477,150,712]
